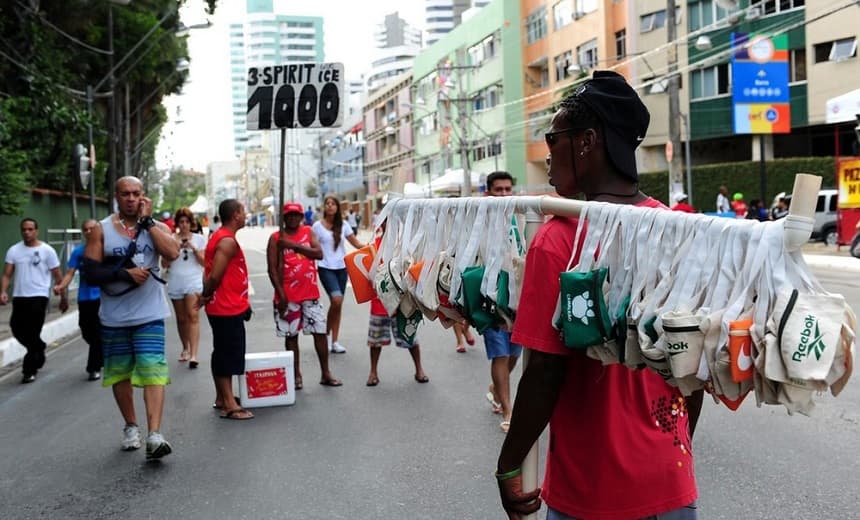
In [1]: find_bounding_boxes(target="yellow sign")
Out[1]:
[838,158,860,208]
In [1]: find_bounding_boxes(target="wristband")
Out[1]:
[495,467,522,481]
[138,216,155,231]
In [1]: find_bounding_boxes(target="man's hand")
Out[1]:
[139,196,154,218]
[276,298,287,317]
[277,235,296,251]
[0,293,8,305]
[53,284,65,295]
[195,294,210,310]
[59,297,69,313]
[126,267,151,285]
[498,473,542,520]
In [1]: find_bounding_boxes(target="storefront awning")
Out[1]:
[825,88,860,124]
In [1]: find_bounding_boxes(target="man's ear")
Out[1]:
[581,128,599,155]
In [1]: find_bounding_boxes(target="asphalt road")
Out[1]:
[0,227,858,519]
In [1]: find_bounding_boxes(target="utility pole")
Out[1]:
[456,51,471,197]
[666,0,683,196]
[108,5,117,207]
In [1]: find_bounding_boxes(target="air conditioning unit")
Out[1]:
[573,10,586,20]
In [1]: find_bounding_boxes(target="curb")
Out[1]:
[801,253,860,273]
[0,311,80,367]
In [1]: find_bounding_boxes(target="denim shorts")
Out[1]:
[547,502,697,520]
[318,267,348,297]
[483,327,523,360]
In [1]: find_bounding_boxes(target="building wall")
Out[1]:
[363,73,414,196]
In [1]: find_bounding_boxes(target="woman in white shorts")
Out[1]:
[164,208,206,368]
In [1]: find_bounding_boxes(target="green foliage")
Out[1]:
[159,169,205,213]
[305,178,319,199]
[0,0,219,216]
[637,157,838,209]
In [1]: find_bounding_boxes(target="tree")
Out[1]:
[159,167,205,213]
[305,178,319,199]
[0,0,219,215]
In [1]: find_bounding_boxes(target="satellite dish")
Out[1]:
[714,0,739,10]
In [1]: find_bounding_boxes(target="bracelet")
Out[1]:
[495,467,522,481]
[138,216,155,230]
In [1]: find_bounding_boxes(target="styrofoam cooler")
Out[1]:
[238,351,295,408]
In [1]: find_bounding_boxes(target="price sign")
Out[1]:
[246,62,344,130]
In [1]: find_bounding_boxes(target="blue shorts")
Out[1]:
[318,267,348,297]
[482,328,522,360]
[547,502,697,520]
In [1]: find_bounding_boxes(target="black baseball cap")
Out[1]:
[572,70,650,182]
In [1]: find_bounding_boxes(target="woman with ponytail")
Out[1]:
[312,196,365,353]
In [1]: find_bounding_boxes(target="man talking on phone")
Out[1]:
[82,176,179,460]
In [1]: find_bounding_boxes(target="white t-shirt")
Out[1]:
[166,234,206,291]
[347,211,358,229]
[716,193,730,213]
[4,241,60,297]
[312,220,354,270]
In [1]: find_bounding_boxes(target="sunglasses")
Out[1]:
[544,128,582,148]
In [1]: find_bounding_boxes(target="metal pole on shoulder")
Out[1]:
[278,127,286,228]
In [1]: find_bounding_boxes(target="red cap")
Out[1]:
[283,202,303,215]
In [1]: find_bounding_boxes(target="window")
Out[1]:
[526,6,548,44]
[468,33,499,66]
[286,21,314,28]
[285,33,315,39]
[688,0,729,31]
[473,84,503,112]
[577,39,598,70]
[615,30,627,59]
[553,0,573,30]
[418,113,438,136]
[750,0,805,16]
[814,38,857,63]
[574,0,598,16]
[640,7,681,33]
[690,63,730,99]
[790,48,806,82]
[554,51,572,81]
[471,135,503,162]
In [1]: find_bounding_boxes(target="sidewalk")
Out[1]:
[1,234,856,369]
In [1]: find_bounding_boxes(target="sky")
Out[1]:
[156,0,424,172]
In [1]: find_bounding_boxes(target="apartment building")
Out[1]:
[412,0,525,193]
[363,73,415,202]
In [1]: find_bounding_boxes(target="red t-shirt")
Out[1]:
[272,227,320,303]
[369,236,387,316]
[204,227,249,317]
[511,198,697,520]
[672,202,695,214]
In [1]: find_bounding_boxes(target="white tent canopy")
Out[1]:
[188,194,208,213]
[825,88,860,124]
[430,169,482,192]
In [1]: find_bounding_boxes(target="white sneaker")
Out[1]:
[145,431,172,460]
[331,341,347,354]
[121,424,141,451]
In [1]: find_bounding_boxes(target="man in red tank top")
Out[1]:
[199,199,253,420]
[266,203,341,390]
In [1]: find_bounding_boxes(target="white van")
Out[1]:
[773,189,838,245]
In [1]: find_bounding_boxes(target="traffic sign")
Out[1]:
[246,62,344,130]
[731,33,791,134]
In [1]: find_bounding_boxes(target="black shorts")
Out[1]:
[207,313,247,377]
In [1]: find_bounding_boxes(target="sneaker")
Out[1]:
[21,374,36,384]
[87,371,101,381]
[121,424,141,451]
[146,431,172,460]
[331,341,347,354]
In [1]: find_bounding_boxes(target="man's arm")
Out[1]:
[279,230,323,260]
[148,221,180,261]
[200,236,237,305]
[0,263,14,305]
[266,233,287,310]
[51,266,69,312]
[54,266,76,294]
[496,349,568,519]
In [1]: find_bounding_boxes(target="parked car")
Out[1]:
[772,189,838,246]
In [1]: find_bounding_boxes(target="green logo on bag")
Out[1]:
[566,291,595,325]
[792,315,826,363]
[380,278,390,293]
[666,341,689,356]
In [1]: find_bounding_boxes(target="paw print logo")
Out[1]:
[571,291,595,325]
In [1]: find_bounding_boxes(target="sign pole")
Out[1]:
[279,127,286,228]
[759,137,767,205]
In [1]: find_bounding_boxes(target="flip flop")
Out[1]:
[456,344,467,353]
[486,392,502,414]
[178,351,190,362]
[319,378,343,387]
[220,408,254,420]
[212,397,241,410]
[366,377,379,387]
[295,378,303,390]
[499,421,510,433]
[414,374,430,383]
[189,361,199,369]
[466,336,476,346]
